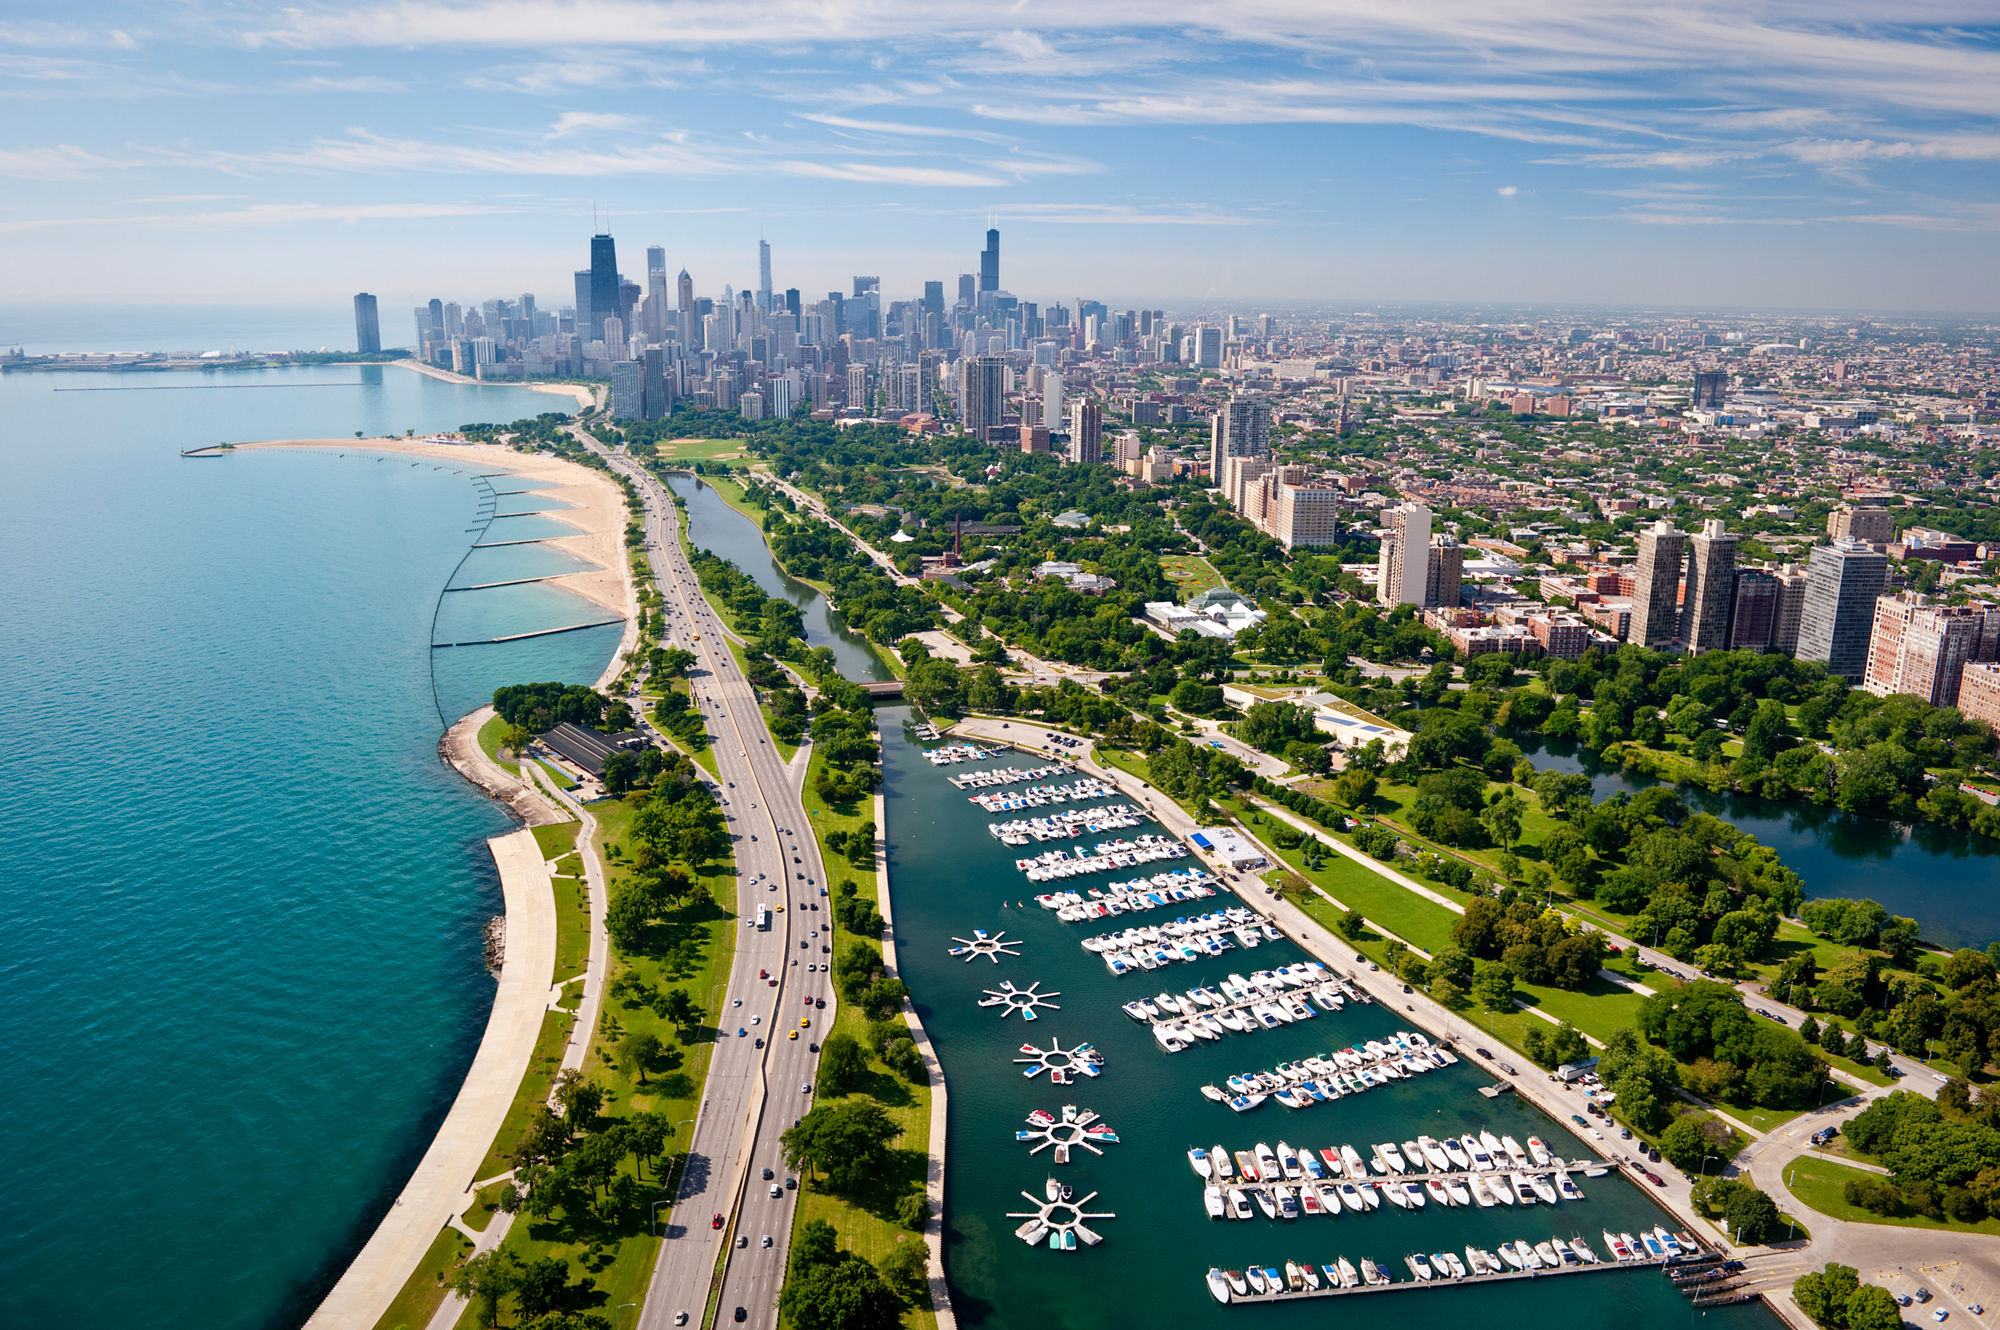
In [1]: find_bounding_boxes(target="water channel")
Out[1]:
[1517,737,2000,951]
[665,472,895,682]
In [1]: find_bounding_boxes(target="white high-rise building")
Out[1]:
[1043,372,1064,440]
[1376,503,1433,607]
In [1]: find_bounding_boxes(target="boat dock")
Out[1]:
[1219,1253,1684,1304]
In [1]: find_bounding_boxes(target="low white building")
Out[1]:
[1190,826,1267,870]
[1142,587,1268,639]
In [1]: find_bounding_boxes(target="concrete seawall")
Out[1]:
[303,827,557,1330]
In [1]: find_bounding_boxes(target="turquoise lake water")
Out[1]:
[872,707,1774,1330]
[0,365,619,1328]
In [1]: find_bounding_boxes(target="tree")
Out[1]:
[627,1111,670,1179]
[783,1100,901,1192]
[1659,1115,1715,1171]
[449,1251,520,1328]
[619,1031,664,1085]
[657,987,700,1037]
[1722,1183,1780,1244]
[1471,961,1517,1013]
[1792,1262,1860,1329]
[514,1256,574,1319]
[882,1038,926,1082]
[896,1191,932,1230]
[819,1031,869,1093]
[1481,788,1525,848]
[553,1070,604,1133]
[876,1240,930,1304]
[1845,1286,1904,1330]
[780,1254,906,1330]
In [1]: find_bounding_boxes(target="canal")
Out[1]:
[666,472,896,682]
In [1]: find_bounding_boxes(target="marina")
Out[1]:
[946,762,1070,787]
[1034,870,1221,921]
[1006,1177,1116,1250]
[980,980,1063,1020]
[1208,1236,1705,1305]
[988,803,1145,844]
[948,929,1025,963]
[875,721,1777,1330]
[1015,1105,1122,1163]
[971,777,1118,814]
[1014,834,1191,881]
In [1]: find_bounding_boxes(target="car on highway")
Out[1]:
[1646,1172,1666,1187]
[788,1029,798,1040]
[675,1314,688,1326]
[712,1213,725,1229]
[802,1083,813,1094]
[734,1309,747,1322]
[1571,1114,1589,1127]
[763,1168,775,1180]
[801,1016,811,1027]
[770,1185,783,1198]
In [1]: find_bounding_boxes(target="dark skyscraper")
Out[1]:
[352,293,380,354]
[957,273,975,307]
[923,281,944,319]
[1693,370,1727,409]
[427,298,444,336]
[589,233,619,343]
[979,227,999,292]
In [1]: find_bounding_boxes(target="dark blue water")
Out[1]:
[0,365,620,1329]
[667,474,894,681]
[1516,737,2000,950]
[877,710,1771,1329]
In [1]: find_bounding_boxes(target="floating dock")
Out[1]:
[1219,1252,1687,1303]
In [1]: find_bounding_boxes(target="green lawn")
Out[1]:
[474,1008,577,1183]
[792,753,939,1330]
[532,823,580,859]
[1260,831,1460,954]
[459,792,740,1328]
[370,1226,473,1330]
[1158,553,1225,602]
[1784,1156,2000,1235]
[552,869,590,985]
[1511,977,1651,1048]
[477,712,519,776]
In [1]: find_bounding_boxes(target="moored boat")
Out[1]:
[1207,1268,1232,1304]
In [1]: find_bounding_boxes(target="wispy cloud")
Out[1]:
[0,200,516,233]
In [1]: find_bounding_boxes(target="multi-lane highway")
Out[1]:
[581,437,834,1330]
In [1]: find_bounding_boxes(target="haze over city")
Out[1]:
[6,1,2000,316]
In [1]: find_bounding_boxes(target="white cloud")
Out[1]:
[546,110,642,137]
[0,200,517,233]
[1496,185,1518,196]
[776,161,1003,187]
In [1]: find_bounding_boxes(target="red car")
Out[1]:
[759,969,768,980]
[1646,1173,1667,1187]
[711,1213,725,1229]
[804,995,814,1005]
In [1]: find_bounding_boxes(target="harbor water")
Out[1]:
[875,708,1777,1330]
[0,365,620,1329]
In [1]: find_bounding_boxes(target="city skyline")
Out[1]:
[5,2,2000,313]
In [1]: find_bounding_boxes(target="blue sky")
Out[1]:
[5,2,2000,318]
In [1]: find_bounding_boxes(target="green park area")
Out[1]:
[1158,553,1225,601]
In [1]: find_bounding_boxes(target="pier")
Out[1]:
[431,619,623,648]
[1218,1252,1683,1304]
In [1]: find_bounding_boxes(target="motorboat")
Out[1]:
[1276,1142,1303,1179]
[1249,1187,1277,1219]
[1336,1257,1359,1288]
[1440,1252,1468,1279]
[1317,1183,1345,1215]
[1604,1230,1629,1261]
[1234,1149,1261,1181]
[1529,1173,1559,1204]
[1620,1232,1643,1260]
[1355,1181,1381,1210]
[1469,1176,1497,1207]
[1337,1182,1365,1213]
[1198,1085,1226,1103]
[1302,1152,1328,1182]
[1497,1242,1525,1271]
[1301,1262,1323,1290]
[1534,1241,1561,1268]
[1226,1094,1267,1113]
[1207,1268,1232,1304]
[1255,1143,1280,1178]
[1382,1180,1409,1209]
[1479,1130,1507,1163]
[1284,1261,1305,1292]
[1488,1172,1516,1206]
[1275,1186,1300,1220]
[1654,1227,1683,1256]
[1558,1172,1584,1201]
[1424,1179,1451,1206]
[1403,1182,1428,1209]
[1401,1141,1428,1173]
[1405,1254,1434,1281]
[1246,1267,1269,1295]
[1300,1184,1323,1216]
[1442,1137,1472,1170]
[1526,1136,1552,1167]
[1212,1145,1234,1179]
[1516,1241,1545,1271]
[1361,1259,1390,1286]
[1417,1136,1452,1171]
[1445,1178,1472,1207]
[1204,1185,1226,1218]
[1638,1231,1664,1258]
[1188,1147,1213,1178]
[1511,1173,1538,1205]
[1342,1144,1369,1176]
[1318,1147,1344,1175]
[1377,1142,1407,1173]
[1501,1135,1529,1167]
[1225,1268,1250,1297]
[1222,1186,1250,1220]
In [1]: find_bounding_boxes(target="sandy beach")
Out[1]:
[394,358,600,411]
[237,437,635,676]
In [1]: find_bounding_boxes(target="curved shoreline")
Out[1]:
[298,439,634,1329]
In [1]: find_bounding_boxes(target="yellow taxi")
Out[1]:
[788,1029,798,1040]
[799,1016,811,1029]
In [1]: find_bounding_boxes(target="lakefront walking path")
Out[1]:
[303,827,556,1330]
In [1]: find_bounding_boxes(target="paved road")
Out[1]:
[584,441,834,1330]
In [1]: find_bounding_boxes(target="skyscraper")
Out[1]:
[979,227,999,293]
[645,247,667,341]
[573,271,593,341]
[758,239,773,313]
[963,356,1005,439]
[1771,563,1810,656]
[642,348,668,420]
[1692,370,1728,409]
[1377,503,1433,608]
[1043,372,1065,447]
[1195,325,1223,370]
[957,273,975,308]
[1729,569,1779,652]
[923,281,944,321]
[1796,537,1890,682]
[1425,535,1464,609]
[1683,518,1739,655]
[1208,394,1271,478]
[609,360,642,420]
[589,232,620,344]
[677,269,694,346]
[352,293,380,354]
[1068,396,1100,463]
[1863,593,1983,706]
[1629,520,1688,650]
